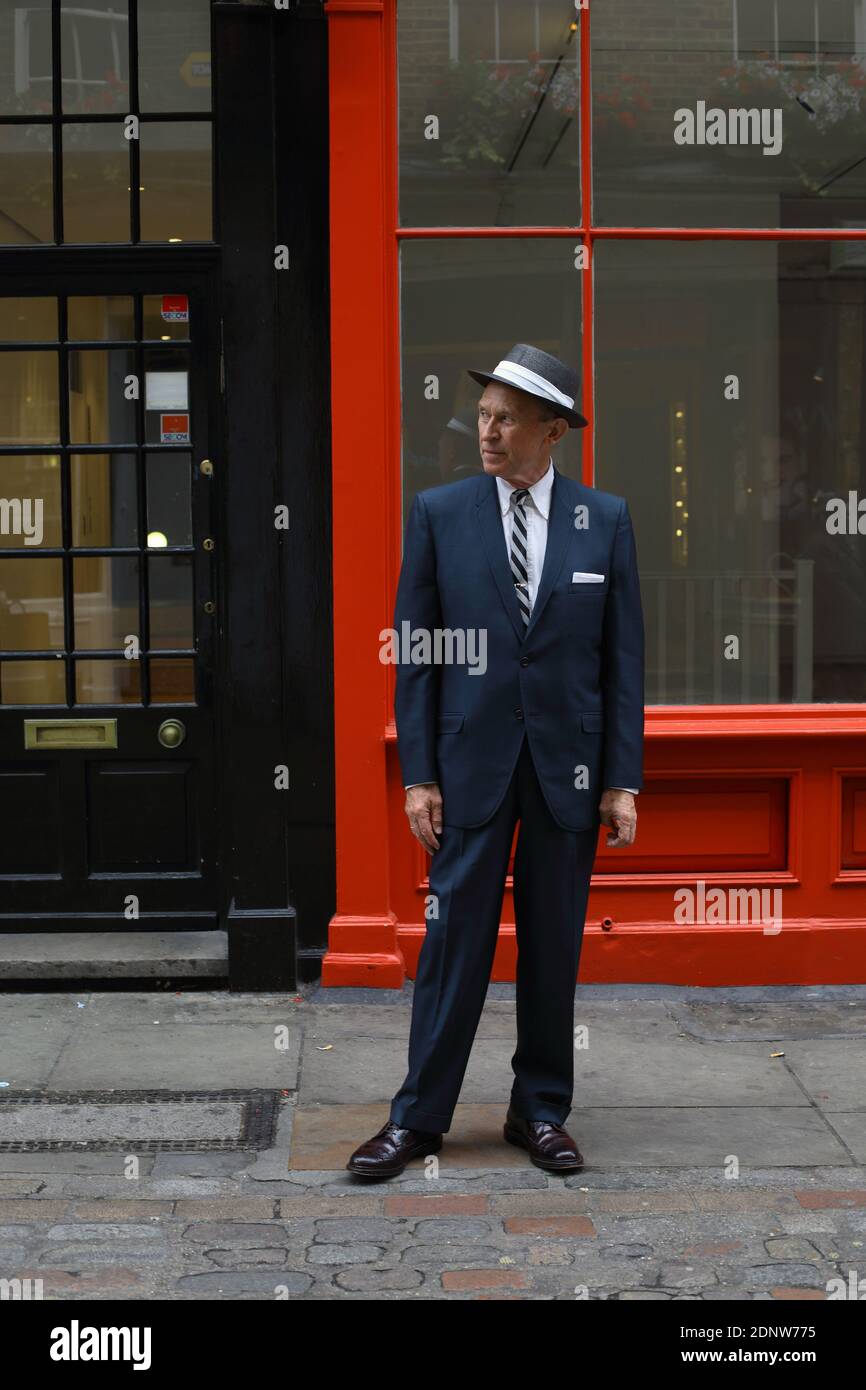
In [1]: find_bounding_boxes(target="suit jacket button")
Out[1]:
[519,657,529,667]
[515,708,524,720]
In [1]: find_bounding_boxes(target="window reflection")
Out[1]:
[68,348,137,445]
[0,558,63,650]
[592,0,866,228]
[0,0,53,115]
[0,659,66,705]
[0,125,53,244]
[138,0,211,114]
[60,0,129,116]
[76,657,140,703]
[0,350,59,444]
[595,238,866,703]
[148,555,194,650]
[147,452,192,548]
[67,296,134,341]
[150,657,195,703]
[400,237,582,521]
[71,453,138,548]
[398,0,581,227]
[73,555,139,650]
[62,121,130,242]
[139,121,212,242]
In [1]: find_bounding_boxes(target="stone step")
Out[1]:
[0,931,227,980]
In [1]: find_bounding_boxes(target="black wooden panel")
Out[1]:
[86,761,198,873]
[0,764,62,874]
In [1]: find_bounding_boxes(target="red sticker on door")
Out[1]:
[160,413,190,443]
[161,294,189,322]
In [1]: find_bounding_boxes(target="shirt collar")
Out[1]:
[496,458,554,519]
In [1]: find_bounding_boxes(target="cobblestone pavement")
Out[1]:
[2,1161,866,1300]
[0,985,864,1300]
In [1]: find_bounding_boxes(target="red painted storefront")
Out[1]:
[322,0,866,987]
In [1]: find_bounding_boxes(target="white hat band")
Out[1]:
[492,359,575,411]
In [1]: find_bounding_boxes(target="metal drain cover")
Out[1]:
[0,1090,279,1152]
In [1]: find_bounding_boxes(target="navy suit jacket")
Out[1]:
[392,465,645,832]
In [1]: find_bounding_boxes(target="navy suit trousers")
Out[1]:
[389,734,599,1134]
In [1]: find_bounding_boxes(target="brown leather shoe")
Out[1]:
[503,1104,584,1172]
[346,1120,443,1179]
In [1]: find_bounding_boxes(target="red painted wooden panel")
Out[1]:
[842,778,866,869]
[591,779,787,874]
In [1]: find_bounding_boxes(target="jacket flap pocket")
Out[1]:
[581,712,604,732]
[436,713,465,734]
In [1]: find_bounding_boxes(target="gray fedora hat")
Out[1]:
[467,342,588,429]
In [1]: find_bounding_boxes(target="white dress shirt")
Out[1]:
[405,458,638,795]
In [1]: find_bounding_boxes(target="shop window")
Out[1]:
[0,0,212,244]
[394,1,866,708]
[595,238,866,704]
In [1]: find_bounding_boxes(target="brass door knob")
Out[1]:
[157,718,186,748]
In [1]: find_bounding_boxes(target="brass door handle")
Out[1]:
[157,718,186,748]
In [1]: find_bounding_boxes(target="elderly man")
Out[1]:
[347,343,645,1178]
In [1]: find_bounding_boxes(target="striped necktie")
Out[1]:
[509,487,531,627]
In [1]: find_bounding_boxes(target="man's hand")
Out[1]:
[599,789,637,848]
[405,783,443,855]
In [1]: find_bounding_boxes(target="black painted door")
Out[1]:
[0,274,218,927]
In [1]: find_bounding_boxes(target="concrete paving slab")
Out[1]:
[290,1103,528,1170]
[819,1112,866,1163]
[303,998,674,1041]
[571,1106,850,1168]
[83,992,305,1026]
[670,1000,866,1042]
[571,1036,810,1108]
[0,1152,156,1175]
[0,995,82,1088]
[49,1022,300,1091]
[299,1031,810,1108]
[774,1041,866,1111]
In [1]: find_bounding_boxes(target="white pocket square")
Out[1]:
[571,571,605,583]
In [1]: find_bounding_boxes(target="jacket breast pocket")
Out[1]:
[567,583,607,599]
[436,713,465,734]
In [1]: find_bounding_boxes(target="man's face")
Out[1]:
[477,382,567,485]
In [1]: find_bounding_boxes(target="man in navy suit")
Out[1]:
[347,344,645,1178]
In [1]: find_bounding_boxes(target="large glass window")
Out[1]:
[0,0,213,245]
[595,238,866,703]
[592,0,866,228]
[396,0,866,705]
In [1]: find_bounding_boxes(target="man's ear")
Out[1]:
[548,417,569,446]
